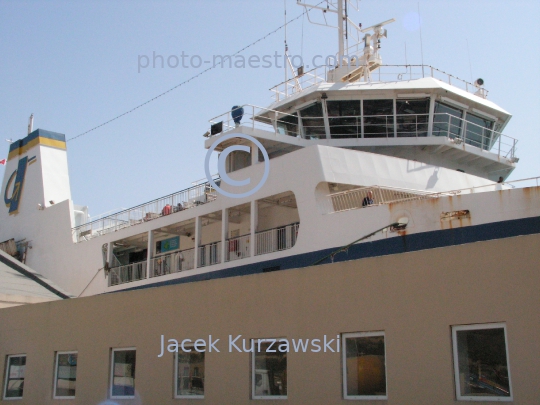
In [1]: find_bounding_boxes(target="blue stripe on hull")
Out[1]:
[119,215,540,292]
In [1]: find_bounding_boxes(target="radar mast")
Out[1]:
[297,0,394,82]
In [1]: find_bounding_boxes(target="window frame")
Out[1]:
[110,347,136,400]
[341,331,388,401]
[174,347,205,399]
[3,354,26,400]
[53,351,78,400]
[251,338,287,400]
[452,323,513,402]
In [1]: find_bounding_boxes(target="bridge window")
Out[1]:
[396,98,429,137]
[363,99,394,138]
[327,100,361,138]
[465,112,494,150]
[276,112,298,137]
[433,102,463,138]
[300,102,326,139]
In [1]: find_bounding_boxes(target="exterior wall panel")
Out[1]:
[0,233,538,404]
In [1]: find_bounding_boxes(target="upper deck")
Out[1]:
[206,65,518,183]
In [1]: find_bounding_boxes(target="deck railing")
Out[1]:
[270,64,489,102]
[150,248,195,278]
[323,177,540,214]
[108,260,147,287]
[225,234,251,262]
[209,103,517,160]
[255,223,299,255]
[108,221,302,286]
[270,66,327,102]
[198,242,222,267]
[73,182,218,243]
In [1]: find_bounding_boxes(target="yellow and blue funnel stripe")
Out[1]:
[8,129,66,161]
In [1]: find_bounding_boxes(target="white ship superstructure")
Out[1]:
[0,1,538,299]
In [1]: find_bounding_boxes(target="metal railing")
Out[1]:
[323,177,540,214]
[198,242,222,267]
[503,176,540,189]
[270,66,327,102]
[323,186,440,214]
[150,248,195,278]
[433,113,517,158]
[108,260,147,287]
[255,223,299,255]
[225,234,250,262]
[208,104,301,138]
[73,182,218,243]
[269,64,489,102]
[209,103,517,159]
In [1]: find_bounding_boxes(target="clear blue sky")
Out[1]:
[1,0,539,217]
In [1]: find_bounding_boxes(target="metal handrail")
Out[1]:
[324,177,540,214]
[225,234,251,262]
[268,64,489,102]
[73,180,219,243]
[208,103,517,159]
[255,223,299,256]
[269,66,327,102]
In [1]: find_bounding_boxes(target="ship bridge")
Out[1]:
[206,65,518,182]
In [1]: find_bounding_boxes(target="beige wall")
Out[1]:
[0,233,539,404]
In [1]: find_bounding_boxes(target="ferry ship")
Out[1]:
[1,1,538,403]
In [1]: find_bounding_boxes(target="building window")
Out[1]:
[54,351,77,399]
[452,323,512,401]
[3,355,26,399]
[342,332,387,400]
[110,348,136,399]
[175,349,205,398]
[252,339,287,399]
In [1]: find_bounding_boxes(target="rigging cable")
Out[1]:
[67,0,326,143]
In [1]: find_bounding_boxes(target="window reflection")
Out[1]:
[55,352,77,398]
[327,101,361,138]
[343,333,387,398]
[176,350,205,397]
[465,113,494,150]
[396,98,429,137]
[433,102,463,138]
[4,355,25,399]
[453,325,512,399]
[300,102,326,139]
[111,349,136,398]
[363,99,394,138]
[276,112,298,137]
[253,341,287,398]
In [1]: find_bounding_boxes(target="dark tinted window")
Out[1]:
[433,102,463,138]
[300,102,325,139]
[363,99,394,138]
[327,101,361,138]
[396,98,430,137]
[276,112,298,137]
[465,112,494,150]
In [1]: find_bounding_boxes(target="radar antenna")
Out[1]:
[297,1,394,83]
